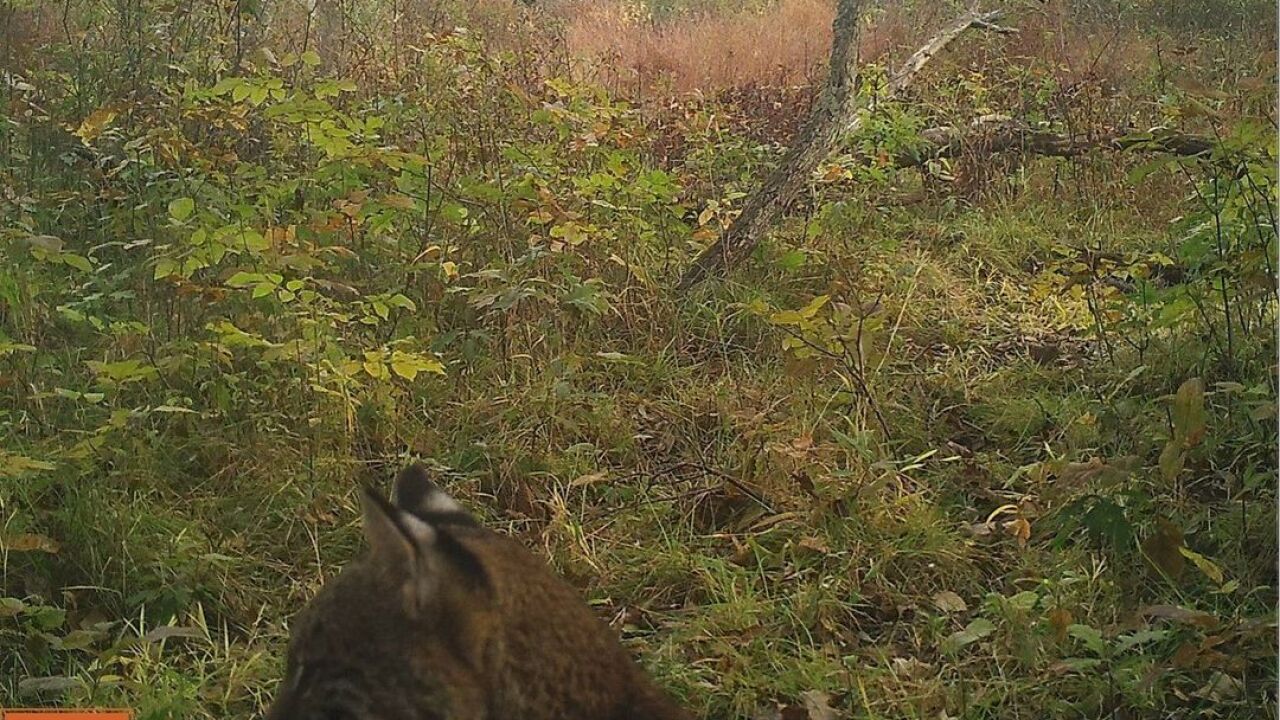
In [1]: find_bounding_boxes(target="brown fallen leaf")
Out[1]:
[890,656,933,679]
[1004,516,1031,546]
[799,690,838,720]
[1172,638,1198,666]
[2,533,60,553]
[932,591,968,614]
[1141,604,1219,629]
[569,471,609,488]
[1142,517,1186,580]
[1196,671,1243,702]
[796,536,830,555]
[1047,607,1073,643]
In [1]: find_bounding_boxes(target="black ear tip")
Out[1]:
[399,461,431,479]
[393,462,437,508]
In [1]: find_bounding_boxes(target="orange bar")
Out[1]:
[2,707,132,712]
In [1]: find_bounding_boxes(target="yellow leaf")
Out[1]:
[798,294,831,319]
[363,358,389,380]
[1179,546,1225,585]
[985,503,1019,524]
[0,453,56,478]
[770,309,806,325]
[388,351,445,381]
[74,107,118,144]
[390,359,419,380]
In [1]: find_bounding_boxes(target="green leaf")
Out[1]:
[225,271,263,288]
[1007,590,1039,612]
[238,228,270,252]
[1158,439,1185,482]
[60,253,92,272]
[300,50,322,67]
[387,293,416,311]
[1115,628,1169,654]
[777,249,807,271]
[154,258,178,279]
[941,617,996,654]
[1067,624,1106,656]
[57,628,103,651]
[87,359,157,383]
[1127,156,1173,184]
[1050,657,1104,674]
[441,202,468,224]
[0,597,25,617]
[30,606,66,631]
[211,78,239,96]
[169,197,195,221]
[0,342,37,357]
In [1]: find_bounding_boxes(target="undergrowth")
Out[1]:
[0,1,1276,718]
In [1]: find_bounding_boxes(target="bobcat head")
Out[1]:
[267,464,690,720]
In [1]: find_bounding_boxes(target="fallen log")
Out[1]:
[893,116,1214,167]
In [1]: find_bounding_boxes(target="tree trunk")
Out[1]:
[675,0,862,292]
[676,8,1014,291]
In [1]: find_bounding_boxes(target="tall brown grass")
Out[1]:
[563,0,836,95]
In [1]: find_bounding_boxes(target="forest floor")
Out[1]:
[1,1,1276,718]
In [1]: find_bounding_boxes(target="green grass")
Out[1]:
[1,7,1276,718]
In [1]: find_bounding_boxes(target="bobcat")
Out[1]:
[267,463,691,720]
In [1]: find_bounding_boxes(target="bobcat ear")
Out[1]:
[361,483,492,614]
[359,485,437,568]
[393,463,467,518]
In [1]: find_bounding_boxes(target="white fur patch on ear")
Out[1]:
[421,486,463,513]
[399,512,438,546]
[393,463,464,516]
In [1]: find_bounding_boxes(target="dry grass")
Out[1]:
[557,0,1265,113]
[563,0,834,94]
